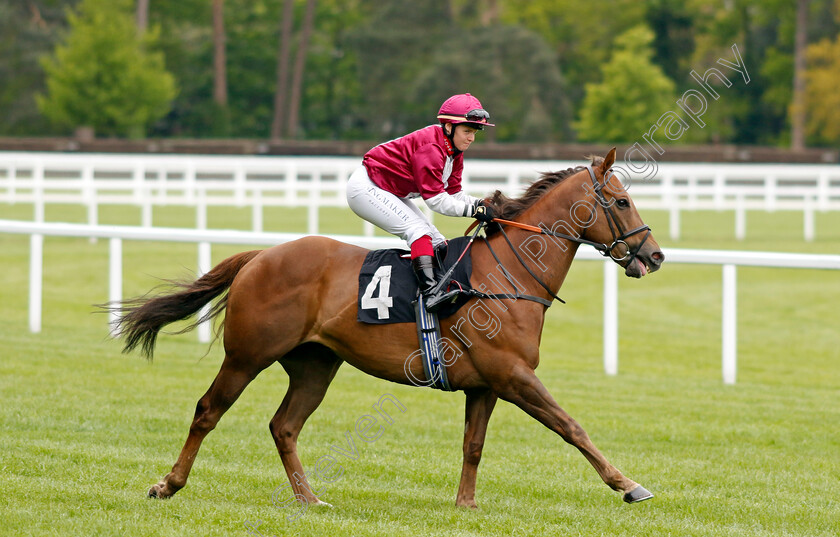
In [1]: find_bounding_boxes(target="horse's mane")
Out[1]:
[485,155,604,226]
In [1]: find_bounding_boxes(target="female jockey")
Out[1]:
[346,93,497,309]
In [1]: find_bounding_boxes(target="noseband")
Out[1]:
[583,165,651,264]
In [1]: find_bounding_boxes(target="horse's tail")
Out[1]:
[109,250,262,359]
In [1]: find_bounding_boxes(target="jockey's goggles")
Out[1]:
[465,109,490,122]
[437,108,494,127]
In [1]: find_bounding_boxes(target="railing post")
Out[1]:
[722,264,737,385]
[29,233,43,333]
[603,260,618,376]
[9,162,17,203]
[197,241,212,343]
[34,163,44,223]
[735,194,746,240]
[197,189,207,230]
[109,238,122,336]
[252,189,264,233]
[309,170,321,234]
[132,162,145,203]
[765,175,777,212]
[687,175,697,210]
[185,161,196,204]
[83,165,97,243]
[804,195,814,242]
[234,167,246,207]
[669,204,680,241]
[817,173,829,211]
[142,195,153,228]
[713,172,725,209]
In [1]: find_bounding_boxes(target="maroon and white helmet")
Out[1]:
[437,93,495,129]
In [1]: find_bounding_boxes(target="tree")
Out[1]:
[804,36,840,144]
[271,0,295,140]
[346,0,452,138]
[791,0,809,150]
[136,0,149,31]
[645,0,698,83]
[409,23,573,142]
[37,0,177,137]
[499,0,648,107]
[0,0,77,135]
[575,25,677,143]
[212,0,227,107]
[287,0,316,138]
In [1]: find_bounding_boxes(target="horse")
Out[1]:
[112,148,664,510]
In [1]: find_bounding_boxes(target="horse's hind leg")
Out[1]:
[455,388,497,509]
[269,344,342,508]
[148,355,268,499]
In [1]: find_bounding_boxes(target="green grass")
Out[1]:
[1,201,839,537]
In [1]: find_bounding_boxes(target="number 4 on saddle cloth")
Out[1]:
[357,236,474,324]
[357,236,475,391]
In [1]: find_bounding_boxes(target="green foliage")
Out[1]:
[0,0,77,135]
[346,2,572,142]
[345,0,453,138]
[500,0,648,105]
[0,0,837,146]
[37,0,177,137]
[575,25,677,143]
[805,36,840,144]
[407,24,572,142]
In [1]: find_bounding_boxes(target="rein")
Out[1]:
[458,164,653,308]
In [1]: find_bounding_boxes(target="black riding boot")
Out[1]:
[411,255,446,311]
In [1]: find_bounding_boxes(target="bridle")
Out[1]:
[583,165,651,264]
[460,164,652,307]
[483,165,651,264]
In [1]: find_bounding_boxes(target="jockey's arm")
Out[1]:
[424,190,480,218]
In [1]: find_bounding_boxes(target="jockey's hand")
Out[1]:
[472,200,496,223]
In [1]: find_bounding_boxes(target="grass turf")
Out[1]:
[1,201,839,536]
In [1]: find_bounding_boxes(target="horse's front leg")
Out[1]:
[455,388,498,509]
[492,361,653,503]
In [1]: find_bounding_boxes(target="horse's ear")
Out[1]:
[601,147,616,172]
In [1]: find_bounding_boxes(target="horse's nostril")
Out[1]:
[651,251,664,264]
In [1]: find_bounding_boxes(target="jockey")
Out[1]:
[346,93,497,310]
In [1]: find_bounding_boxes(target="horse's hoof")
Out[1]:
[148,482,171,499]
[623,485,653,503]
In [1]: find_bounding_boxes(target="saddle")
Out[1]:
[356,236,474,325]
[357,236,475,391]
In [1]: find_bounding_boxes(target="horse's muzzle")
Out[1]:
[624,247,664,278]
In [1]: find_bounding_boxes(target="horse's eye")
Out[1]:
[616,198,630,208]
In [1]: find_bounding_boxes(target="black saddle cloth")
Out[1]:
[357,236,474,324]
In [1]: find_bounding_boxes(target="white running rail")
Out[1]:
[2,152,840,240]
[3,219,839,384]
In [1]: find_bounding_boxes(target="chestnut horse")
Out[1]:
[113,148,664,509]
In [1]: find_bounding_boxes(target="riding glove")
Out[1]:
[472,200,496,222]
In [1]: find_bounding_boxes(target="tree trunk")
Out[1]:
[212,0,227,106]
[271,0,295,140]
[791,0,808,151]
[136,0,149,32]
[287,0,316,138]
[481,0,498,26]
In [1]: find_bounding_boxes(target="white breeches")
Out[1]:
[346,166,446,247]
